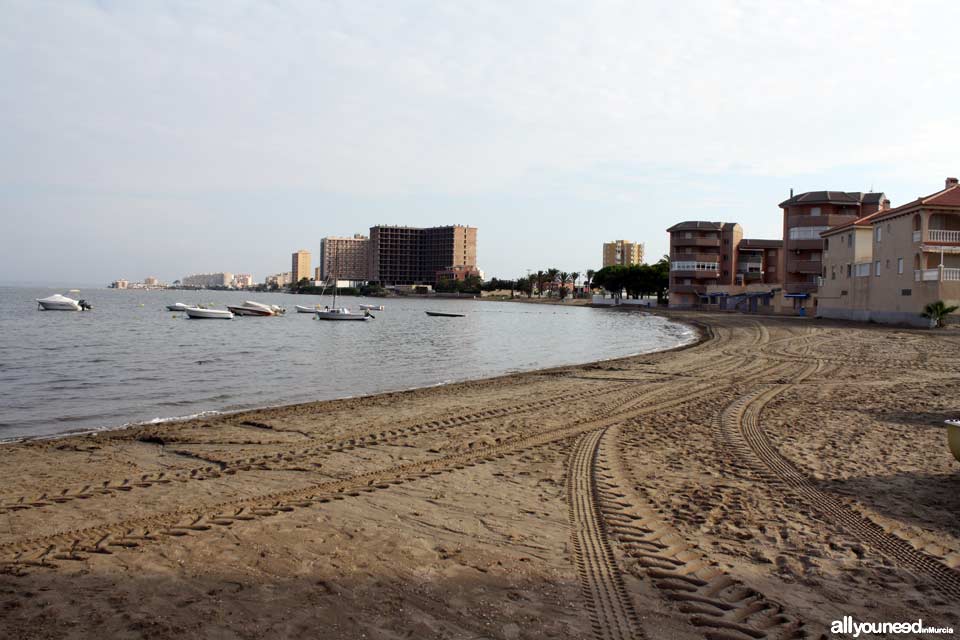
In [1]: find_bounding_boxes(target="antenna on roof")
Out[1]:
[790,188,794,198]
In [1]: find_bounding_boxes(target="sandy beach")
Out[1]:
[1,312,958,639]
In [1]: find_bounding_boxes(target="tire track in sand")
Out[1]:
[567,428,643,640]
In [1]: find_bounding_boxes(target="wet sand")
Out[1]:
[1,312,959,639]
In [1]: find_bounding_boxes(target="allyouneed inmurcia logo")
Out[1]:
[831,616,954,637]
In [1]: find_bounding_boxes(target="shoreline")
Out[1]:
[3,312,704,446]
[2,312,957,639]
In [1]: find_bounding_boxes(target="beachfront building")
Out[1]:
[368,224,477,286]
[667,221,786,311]
[667,222,741,308]
[231,274,253,288]
[110,279,128,289]
[819,177,960,326]
[602,240,644,268]
[320,235,369,281]
[264,272,293,288]
[182,272,233,288]
[779,190,887,314]
[291,249,312,285]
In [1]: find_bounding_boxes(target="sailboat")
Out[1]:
[315,276,371,322]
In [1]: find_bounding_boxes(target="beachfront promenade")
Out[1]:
[1,313,958,638]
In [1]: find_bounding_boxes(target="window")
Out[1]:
[811,207,821,216]
[875,260,881,276]
[831,266,836,280]
[848,232,853,245]
[847,264,852,277]
[897,258,903,274]
[824,238,830,250]
[876,227,882,243]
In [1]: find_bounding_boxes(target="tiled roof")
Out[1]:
[871,182,960,223]
[779,191,885,207]
[666,221,724,232]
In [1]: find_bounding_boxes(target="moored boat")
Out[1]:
[37,293,91,311]
[296,304,321,313]
[227,301,285,316]
[358,304,384,311]
[315,307,371,321]
[166,302,190,312]
[948,419,960,463]
[425,311,465,317]
[184,307,234,320]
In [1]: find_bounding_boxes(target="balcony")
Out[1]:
[671,252,721,263]
[926,229,960,244]
[672,237,721,248]
[786,259,822,274]
[671,270,720,279]
[915,267,960,282]
[670,284,707,294]
[786,214,857,228]
[740,271,763,281]
[785,238,825,251]
[784,282,818,294]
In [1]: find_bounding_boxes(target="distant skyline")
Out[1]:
[3,1,960,286]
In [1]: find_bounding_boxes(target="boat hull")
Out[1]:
[184,307,234,319]
[315,311,370,321]
[425,311,465,317]
[38,301,81,311]
[295,305,320,313]
[227,306,274,316]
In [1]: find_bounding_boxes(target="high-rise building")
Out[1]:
[320,235,370,281]
[291,249,312,285]
[602,240,644,267]
[368,225,477,285]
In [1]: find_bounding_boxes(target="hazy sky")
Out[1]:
[2,1,959,286]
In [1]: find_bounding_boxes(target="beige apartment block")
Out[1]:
[291,249,311,285]
[602,240,644,267]
[819,177,960,326]
[320,235,369,281]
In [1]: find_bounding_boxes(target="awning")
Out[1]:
[783,293,810,298]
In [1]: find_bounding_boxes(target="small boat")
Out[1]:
[358,304,384,311]
[425,311,465,317]
[227,301,285,316]
[37,293,91,311]
[166,302,190,312]
[315,307,371,321]
[184,307,234,319]
[296,304,321,313]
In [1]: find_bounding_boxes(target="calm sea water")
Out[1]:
[0,287,694,441]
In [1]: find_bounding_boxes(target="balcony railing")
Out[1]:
[914,268,960,282]
[855,262,872,277]
[671,261,719,272]
[672,237,721,247]
[786,259,822,274]
[784,282,818,294]
[927,229,960,243]
[787,226,831,240]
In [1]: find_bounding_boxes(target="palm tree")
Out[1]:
[546,268,559,297]
[922,300,959,328]
[570,271,580,298]
[558,271,570,300]
[535,270,546,298]
[585,269,595,291]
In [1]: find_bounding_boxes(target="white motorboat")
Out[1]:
[358,304,384,311]
[184,306,234,319]
[315,307,371,321]
[227,301,285,316]
[166,302,190,312]
[37,293,90,311]
[296,304,321,313]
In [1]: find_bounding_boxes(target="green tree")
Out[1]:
[535,270,546,297]
[592,265,628,299]
[570,271,580,298]
[558,271,570,300]
[922,300,959,328]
